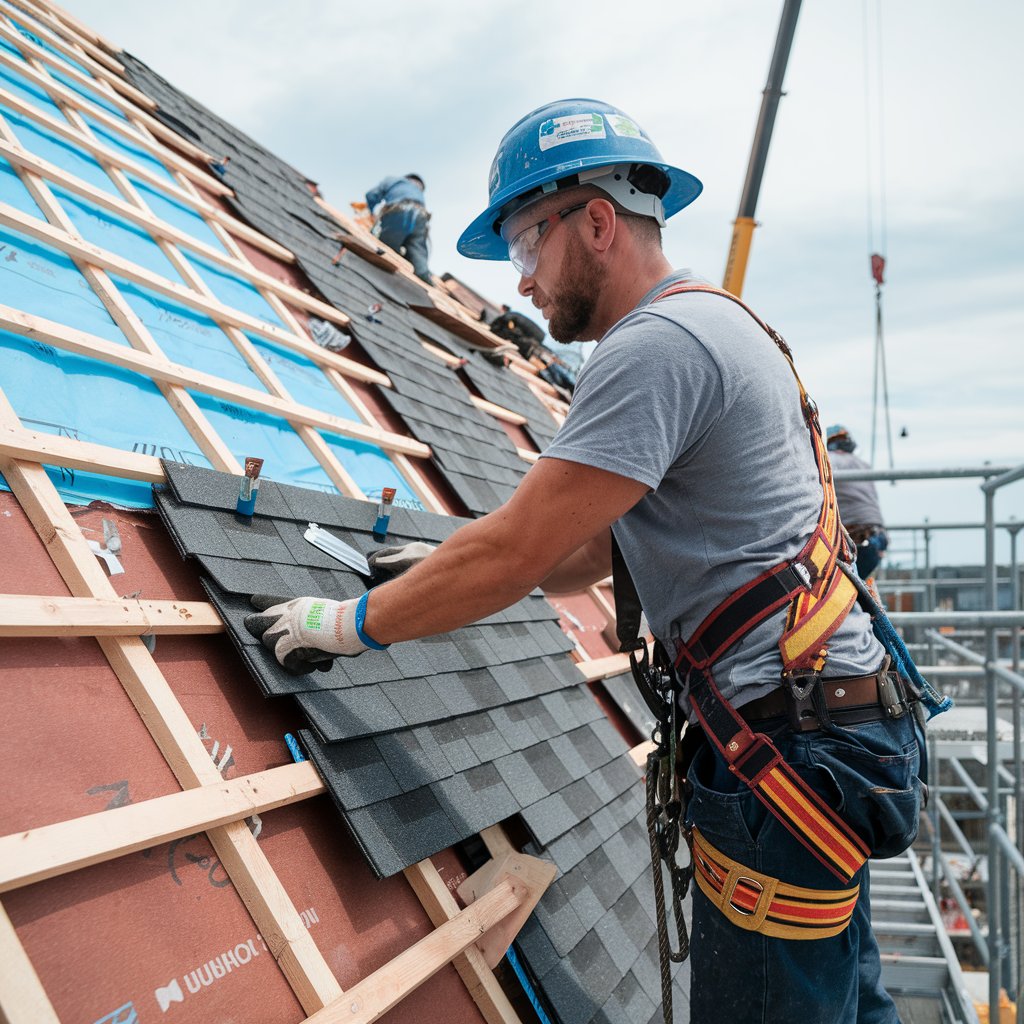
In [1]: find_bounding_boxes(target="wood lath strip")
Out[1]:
[0,762,322,893]
[0,41,227,194]
[0,902,58,1024]
[0,0,152,109]
[0,137,350,326]
[0,594,223,636]
[0,201,379,382]
[0,111,241,473]
[0,304,429,458]
[0,80,295,261]
[305,880,524,1024]
[0,392,344,1012]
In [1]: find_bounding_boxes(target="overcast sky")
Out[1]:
[65,0,1024,567]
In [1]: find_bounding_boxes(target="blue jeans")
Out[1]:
[377,207,432,284]
[685,712,924,1023]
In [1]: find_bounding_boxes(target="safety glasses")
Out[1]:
[506,203,588,276]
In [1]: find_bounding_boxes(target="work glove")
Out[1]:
[367,541,435,582]
[243,592,387,676]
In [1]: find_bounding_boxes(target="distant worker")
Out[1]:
[365,173,432,284]
[489,303,546,359]
[827,424,889,579]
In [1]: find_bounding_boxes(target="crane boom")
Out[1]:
[723,0,802,297]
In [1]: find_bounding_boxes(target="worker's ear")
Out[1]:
[582,198,617,255]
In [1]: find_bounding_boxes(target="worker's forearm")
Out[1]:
[362,514,541,644]
[540,530,612,594]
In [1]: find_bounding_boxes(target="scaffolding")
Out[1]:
[835,463,1024,1023]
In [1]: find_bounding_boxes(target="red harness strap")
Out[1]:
[650,283,868,883]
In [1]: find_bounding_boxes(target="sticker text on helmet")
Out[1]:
[538,113,606,151]
[606,113,644,139]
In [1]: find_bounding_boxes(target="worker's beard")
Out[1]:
[547,231,606,343]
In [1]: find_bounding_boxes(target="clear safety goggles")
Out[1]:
[505,203,588,276]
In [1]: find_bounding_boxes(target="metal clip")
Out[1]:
[877,671,908,719]
[782,668,822,732]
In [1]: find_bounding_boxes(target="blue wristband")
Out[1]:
[354,591,389,651]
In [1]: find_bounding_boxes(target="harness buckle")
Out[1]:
[781,667,823,732]
[728,876,765,918]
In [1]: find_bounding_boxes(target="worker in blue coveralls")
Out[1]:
[365,173,432,284]
[248,100,936,1024]
[827,424,889,580]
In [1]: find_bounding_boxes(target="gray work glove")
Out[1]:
[367,541,436,581]
[244,594,374,675]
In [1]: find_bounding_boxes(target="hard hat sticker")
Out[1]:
[606,114,643,139]
[538,113,606,151]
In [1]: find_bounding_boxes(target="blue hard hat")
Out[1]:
[457,98,703,260]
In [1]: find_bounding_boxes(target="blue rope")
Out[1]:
[505,945,554,1024]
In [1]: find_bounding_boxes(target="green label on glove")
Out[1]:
[305,601,327,631]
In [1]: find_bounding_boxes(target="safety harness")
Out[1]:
[614,283,885,1022]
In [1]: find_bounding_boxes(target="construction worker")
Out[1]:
[248,100,931,1023]
[489,303,546,359]
[365,173,432,284]
[827,424,889,579]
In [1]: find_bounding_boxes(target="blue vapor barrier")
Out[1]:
[80,113,179,191]
[0,224,130,346]
[110,275,271,392]
[2,104,120,196]
[3,23,125,122]
[0,326,210,508]
[128,174,230,256]
[190,392,336,494]
[0,36,65,118]
[184,249,285,329]
[50,185,186,282]
[249,335,424,509]
[0,153,42,217]
[8,20,93,79]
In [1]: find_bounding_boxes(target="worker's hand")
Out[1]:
[243,594,375,675]
[367,541,436,581]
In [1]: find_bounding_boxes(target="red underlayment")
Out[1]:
[0,491,482,1024]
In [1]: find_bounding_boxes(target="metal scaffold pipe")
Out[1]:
[834,465,1013,482]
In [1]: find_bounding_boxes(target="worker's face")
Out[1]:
[513,201,606,343]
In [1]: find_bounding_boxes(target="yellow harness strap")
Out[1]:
[691,828,860,941]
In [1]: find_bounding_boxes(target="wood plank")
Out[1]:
[0,303,430,458]
[0,43,228,194]
[0,82,295,262]
[304,880,524,1024]
[456,853,556,968]
[0,201,377,380]
[516,447,539,464]
[0,422,164,481]
[0,762,322,892]
[0,446,343,1012]
[576,652,632,681]
[403,861,522,1024]
[0,119,240,473]
[472,396,529,427]
[0,138,350,326]
[0,901,59,1024]
[0,594,223,636]
[0,1,152,109]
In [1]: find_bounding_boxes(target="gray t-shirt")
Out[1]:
[830,451,885,526]
[541,271,883,709]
